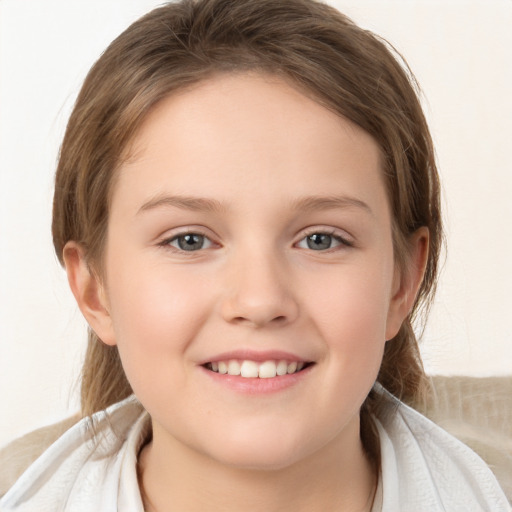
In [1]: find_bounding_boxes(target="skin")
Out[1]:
[64,73,428,511]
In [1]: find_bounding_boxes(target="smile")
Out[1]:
[204,360,311,379]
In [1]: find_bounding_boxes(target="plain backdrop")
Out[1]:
[1,0,511,448]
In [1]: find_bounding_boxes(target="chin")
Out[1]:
[215,448,302,472]
[200,426,311,472]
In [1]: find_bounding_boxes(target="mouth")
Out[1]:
[202,359,314,379]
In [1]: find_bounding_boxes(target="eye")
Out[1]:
[296,232,351,251]
[167,233,213,252]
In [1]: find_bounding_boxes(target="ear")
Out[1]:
[63,241,117,346]
[385,227,429,341]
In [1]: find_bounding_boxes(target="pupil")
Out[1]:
[178,234,203,251]
[307,233,331,250]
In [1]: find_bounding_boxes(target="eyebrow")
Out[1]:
[137,194,226,215]
[291,195,373,216]
[137,193,372,216]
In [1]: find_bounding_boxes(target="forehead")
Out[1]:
[113,72,388,217]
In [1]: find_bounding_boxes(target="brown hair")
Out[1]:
[52,0,442,458]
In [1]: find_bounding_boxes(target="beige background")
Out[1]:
[1,0,511,448]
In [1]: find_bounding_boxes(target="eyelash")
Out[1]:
[296,229,354,251]
[158,228,354,253]
[158,231,214,252]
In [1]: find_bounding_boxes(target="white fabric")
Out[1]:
[0,396,148,512]
[373,386,511,511]
[1,388,509,512]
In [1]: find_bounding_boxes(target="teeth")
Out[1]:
[208,359,308,378]
[227,360,241,376]
[240,360,259,378]
[276,360,288,376]
[259,361,277,379]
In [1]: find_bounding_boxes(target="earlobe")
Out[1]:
[63,241,117,346]
[385,227,429,340]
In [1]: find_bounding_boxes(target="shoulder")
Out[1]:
[374,382,511,511]
[0,414,80,498]
[0,395,148,512]
[425,375,512,500]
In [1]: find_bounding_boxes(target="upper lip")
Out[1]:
[197,349,313,365]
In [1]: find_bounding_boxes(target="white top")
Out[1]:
[1,387,509,512]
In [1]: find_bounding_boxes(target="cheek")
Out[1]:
[309,264,392,336]
[104,257,214,384]
[303,258,393,375]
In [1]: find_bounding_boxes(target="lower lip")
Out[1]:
[199,365,313,394]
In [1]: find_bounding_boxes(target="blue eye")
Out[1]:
[307,233,332,250]
[297,232,350,251]
[168,233,212,251]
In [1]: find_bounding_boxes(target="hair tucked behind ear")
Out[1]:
[53,0,442,456]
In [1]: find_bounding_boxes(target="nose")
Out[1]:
[220,249,299,328]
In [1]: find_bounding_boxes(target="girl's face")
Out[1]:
[84,73,414,470]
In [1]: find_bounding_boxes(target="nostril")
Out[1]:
[231,314,289,327]
[221,290,299,327]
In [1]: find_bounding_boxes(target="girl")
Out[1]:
[1,0,509,510]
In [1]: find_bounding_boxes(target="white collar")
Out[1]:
[1,389,509,511]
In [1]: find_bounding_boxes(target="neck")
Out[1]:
[138,419,377,512]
